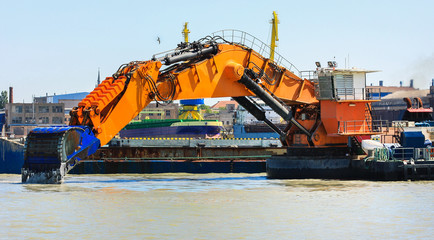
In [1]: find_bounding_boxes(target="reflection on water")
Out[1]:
[279,179,370,191]
[1,173,433,239]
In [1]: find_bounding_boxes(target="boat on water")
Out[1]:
[118,119,223,139]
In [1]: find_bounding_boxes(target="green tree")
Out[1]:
[198,104,212,114]
[0,91,7,109]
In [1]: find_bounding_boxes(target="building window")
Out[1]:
[13,127,24,135]
[12,116,22,123]
[149,113,153,116]
[52,106,63,113]
[157,113,161,116]
[52,117,63,124]
[38,117,49,124]
[38,106,49,113]
[165,110,171,117]
[25,117,35,124]
[25,105,34,113]
[14,106,23,113]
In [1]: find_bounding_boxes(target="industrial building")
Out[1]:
[2,90,91,138]
[5,102,65,138]
[34,92,89,109]
[366,79,416,99]
[210,100,238,129]
[133,103,179,120]
[369,80,434,122]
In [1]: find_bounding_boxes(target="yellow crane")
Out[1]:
[182,22,190,43]
[179,22,204,120]
[270,11,279,61]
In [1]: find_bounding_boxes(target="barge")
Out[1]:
[2,136,433,180]
[1,137,282,175]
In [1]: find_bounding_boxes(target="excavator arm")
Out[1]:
[22,34,368,183]
[72,41,317,146]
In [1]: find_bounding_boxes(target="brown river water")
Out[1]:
[0,173,433,239]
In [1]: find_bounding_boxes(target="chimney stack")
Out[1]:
[9,87,13,103]
[379,80,383,87]
[410,79,414,88]
[97,68,101,87]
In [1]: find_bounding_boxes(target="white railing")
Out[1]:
[338,120,389,134]
[300,70,316,80]
[334,88,366,101]
[211,30,301,76]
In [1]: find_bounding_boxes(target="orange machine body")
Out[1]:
[69,41,377,147]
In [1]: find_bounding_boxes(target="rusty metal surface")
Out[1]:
[86,146,286,161]
[73,141,286,174]
[69,160,266,174]
[109,138,282,148]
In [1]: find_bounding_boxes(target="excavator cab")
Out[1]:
[314,62,375,101]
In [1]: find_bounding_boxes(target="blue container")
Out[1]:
[180,99,204,105]
[0,113,5,131]
[0,139,24,174]
[400,131,425,148]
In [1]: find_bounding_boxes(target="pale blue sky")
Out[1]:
[1,0,433,105]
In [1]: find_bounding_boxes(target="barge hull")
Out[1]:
[266,147,434,180]
[70,145,277,174]
[266,147,354,179]
[70,160,265,174]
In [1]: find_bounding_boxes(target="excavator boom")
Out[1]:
[22,31,374,183]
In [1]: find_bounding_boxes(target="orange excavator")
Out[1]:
[21,30,378,183]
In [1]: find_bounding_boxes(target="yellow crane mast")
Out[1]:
[270,11,279,61]
[182,22,190,43]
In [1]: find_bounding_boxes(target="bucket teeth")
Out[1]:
[21,166,64,184]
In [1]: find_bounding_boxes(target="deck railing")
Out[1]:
[211,30,301,77]
[300,70,316,80]
[372,147,434,161]
[391,147,415,161]
[417,147,434,160]
[334,88,366,101]
[338,120,389,134]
